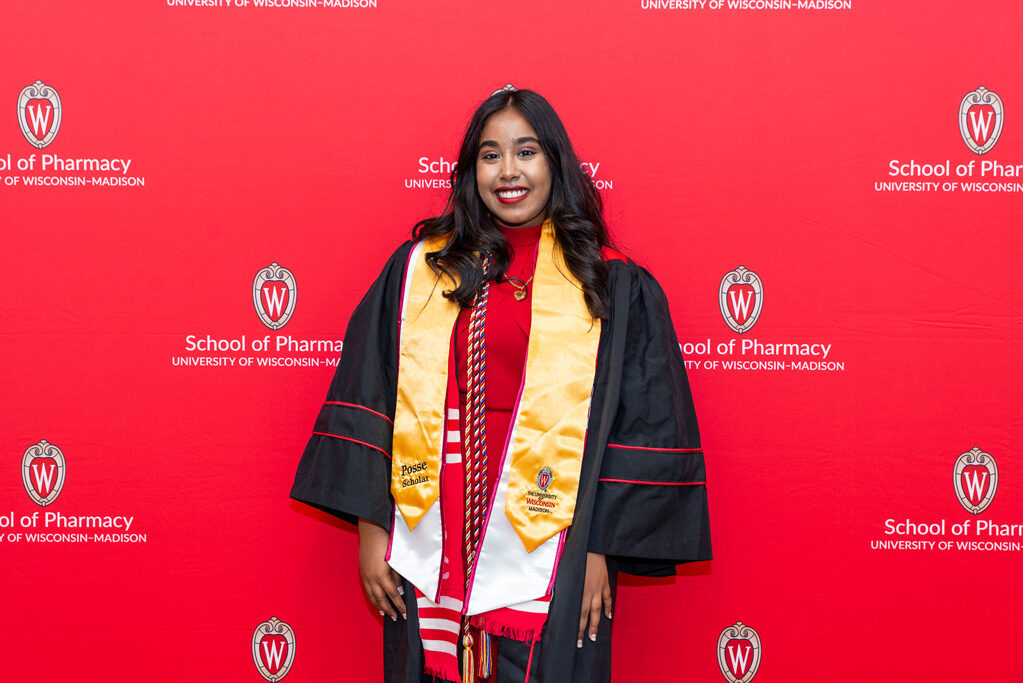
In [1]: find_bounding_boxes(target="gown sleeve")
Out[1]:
[588,263,712,576]
[289,241,413,531]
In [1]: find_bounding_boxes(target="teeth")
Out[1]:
[497,189,528,198]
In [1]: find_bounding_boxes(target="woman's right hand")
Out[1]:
[358,518,406,621]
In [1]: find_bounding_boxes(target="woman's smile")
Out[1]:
[495,186,530,203]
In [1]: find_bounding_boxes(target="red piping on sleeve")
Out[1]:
[312,431,392,459]
[606,443,702,453]
[323,401,394,425]
[598,478,705,486]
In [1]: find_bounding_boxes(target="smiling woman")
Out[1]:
[290,86,711,683]
[412,88,613,321]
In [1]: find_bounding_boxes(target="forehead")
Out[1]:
[479,108,539,144]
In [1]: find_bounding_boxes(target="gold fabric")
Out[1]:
[391,236,459,530]
[503,222,600,552]
[392,222,599,552]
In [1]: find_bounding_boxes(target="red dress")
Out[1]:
[455,223,541,500]
[447,224,542,680]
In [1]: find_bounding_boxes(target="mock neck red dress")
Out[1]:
[454,223,541,496]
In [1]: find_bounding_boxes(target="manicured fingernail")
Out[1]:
[607,611,613,619]
[397,586,405,596]
[391,614,397,622]
[577,639,583,648]
[379,611,384,616]
[590,633,596,642]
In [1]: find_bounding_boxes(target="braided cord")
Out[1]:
[463,254,492,574]
[462,255,493,681]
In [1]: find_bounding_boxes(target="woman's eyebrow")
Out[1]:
[478,136,541,150]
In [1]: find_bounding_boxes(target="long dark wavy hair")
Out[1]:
[412,88,613,319]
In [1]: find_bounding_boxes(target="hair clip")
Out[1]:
[491,83,517,97]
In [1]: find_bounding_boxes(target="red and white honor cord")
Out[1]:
[462,254,493,681]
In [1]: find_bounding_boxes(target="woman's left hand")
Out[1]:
[578,552,612,648]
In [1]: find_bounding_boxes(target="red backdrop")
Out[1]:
[3,1,1021,680]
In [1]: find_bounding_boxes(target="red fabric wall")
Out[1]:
[2,1,1021,680]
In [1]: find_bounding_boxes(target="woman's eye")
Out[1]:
[519,149,536,158]
[481,152,499,161]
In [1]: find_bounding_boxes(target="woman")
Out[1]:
[291,87,711,682]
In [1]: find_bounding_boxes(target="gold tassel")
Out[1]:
[462,631,475,683]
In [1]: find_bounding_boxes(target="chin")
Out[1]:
[492,207,542,228]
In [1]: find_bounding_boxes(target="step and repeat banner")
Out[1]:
[2,1,1021,680]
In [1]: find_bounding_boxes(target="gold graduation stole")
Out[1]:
[391,221,601,552]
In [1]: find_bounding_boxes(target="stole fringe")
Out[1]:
[424,659,462,683]
[469,613,542,643]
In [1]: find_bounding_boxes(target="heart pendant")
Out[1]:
[513,290,526,301]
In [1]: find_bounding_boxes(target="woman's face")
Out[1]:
[476,108,552,229]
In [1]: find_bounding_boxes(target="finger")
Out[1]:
[603,586,613,619]
[361,578,385,617]
[371,581,397,621]
[370,582,393,620]
[588,595,602,641]
[382,575,406,619]
[390,568,406,598]
[578,603,589,648]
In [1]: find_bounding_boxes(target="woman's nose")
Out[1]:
[499,154,519,181]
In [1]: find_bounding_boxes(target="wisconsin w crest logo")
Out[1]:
[22,439,66,506]
[719,266,763,334]
[252,616,296,681]
[959,86,1003,155]
[18,81,61,149]
[253,263,297,330]
[537,466,553,491]
[717,621,761,682]
[954,447,997,515]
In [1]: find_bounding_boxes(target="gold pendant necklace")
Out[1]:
[509,275,534,301]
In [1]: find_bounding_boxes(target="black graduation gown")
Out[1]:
[290,241,712,682]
